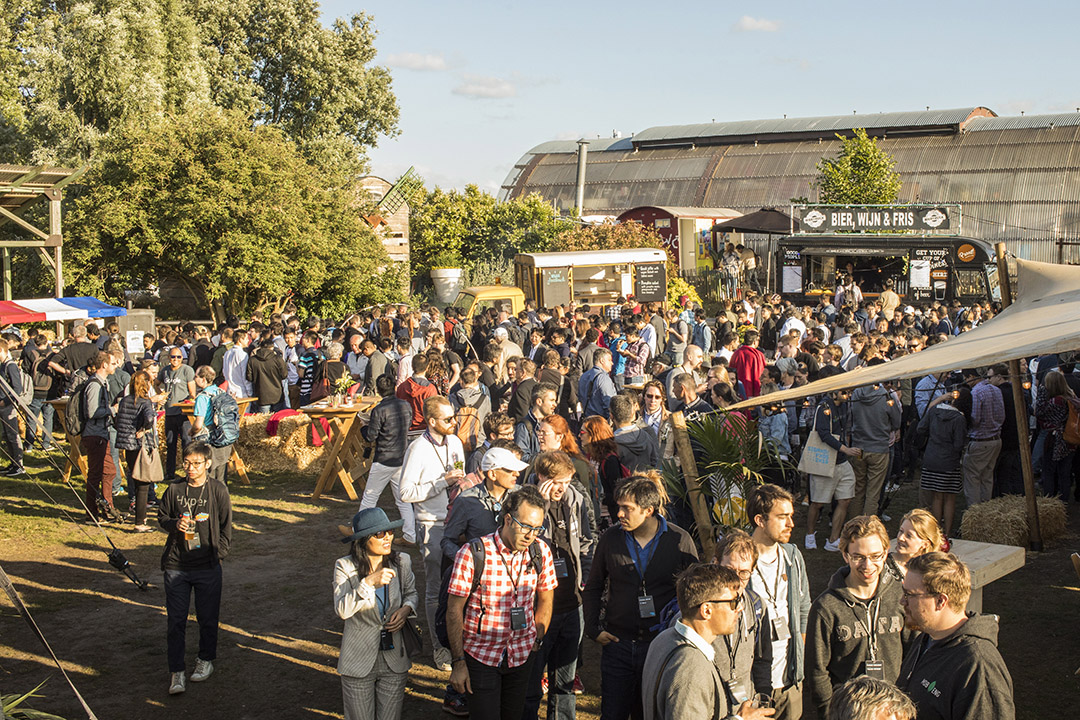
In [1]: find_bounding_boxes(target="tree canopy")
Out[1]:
[1,0,398,173]
[815,128,902,205]
[65,109,403,321]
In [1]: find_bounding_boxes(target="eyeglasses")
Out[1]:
[182,459,207,468]
[702,595,743,611]
[901,589,937,600]
[644,393,663,400]
[434,415,458,424]
[370,530,394,539]
[509,513,544,535]
[848,553,887,565]
[170,355,183,360]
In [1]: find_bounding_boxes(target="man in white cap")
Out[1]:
[442,442,526,562]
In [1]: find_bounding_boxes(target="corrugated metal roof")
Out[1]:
[631,108,991,145]
[628,206,742,219]
[966,113,1080,131]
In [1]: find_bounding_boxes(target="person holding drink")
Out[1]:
[399,396,467,672]
[158,442,232,696]
[333,507,418,720]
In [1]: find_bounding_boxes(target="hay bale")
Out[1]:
[237,414,270,447]
[960,494,1068,547]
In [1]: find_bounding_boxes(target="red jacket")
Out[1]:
[729,345,766,398]
[395,376,438,430]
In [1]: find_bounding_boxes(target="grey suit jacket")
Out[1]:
[333,552,419,677]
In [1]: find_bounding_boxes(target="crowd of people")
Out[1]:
[1,282,1062,719]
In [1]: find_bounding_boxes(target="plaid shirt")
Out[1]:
[448,531,557,668]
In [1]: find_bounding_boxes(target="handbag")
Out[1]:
[132,442,164,484]
[797,426,838,476]
[396,572,424,659]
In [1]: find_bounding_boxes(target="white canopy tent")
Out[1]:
[730,258,1078,410]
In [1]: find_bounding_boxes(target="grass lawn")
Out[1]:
[1,445,1078,718]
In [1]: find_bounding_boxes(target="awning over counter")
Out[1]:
[0,297,127,325]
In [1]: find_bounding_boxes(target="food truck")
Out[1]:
[513,248,668,309]
[778,205,999,304]
[452,248,668,326]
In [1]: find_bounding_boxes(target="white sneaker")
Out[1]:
[190,658,214,682]
[169,672,186,695]
[824,538,841,552]
[433,646,453,673]
[804,533,817,550]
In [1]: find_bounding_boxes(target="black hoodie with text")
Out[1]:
[898,613,1015,720]
[806,564,909,715]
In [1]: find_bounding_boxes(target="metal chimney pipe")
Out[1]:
[575,140,589,215]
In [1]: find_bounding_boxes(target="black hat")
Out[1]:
[338,508,404,544]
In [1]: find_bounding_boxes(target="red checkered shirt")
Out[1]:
[448,531,557,668]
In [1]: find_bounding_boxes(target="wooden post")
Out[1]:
[1,247,10,301]
[671,410,715,559]
[995,242,1042,551]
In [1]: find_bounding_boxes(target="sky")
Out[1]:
[320,0,1080,195]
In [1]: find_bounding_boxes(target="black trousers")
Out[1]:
[163,413,190,479]
[164,564,222,673]
[465,651,535,720]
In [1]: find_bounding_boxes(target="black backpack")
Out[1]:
[434,537,544,647]
[64,376,103,436]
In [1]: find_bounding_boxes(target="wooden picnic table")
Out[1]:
[179,396,256,486]
[891,537,1025,613]
[301,397,378,500]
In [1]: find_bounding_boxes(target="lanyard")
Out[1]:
[495,545,524,600]
[722,599,745,679]
[375,585,387,619]
[424,431,451,469]
[754,551,784,608]
[627,527,661,589]
[856,597,882,660]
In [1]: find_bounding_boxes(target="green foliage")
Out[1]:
[2,679,67,720]
[0,0,398,172]
[65,108,402,320]
[666,274,701,307]
[664,412,788,535]
[409,186,569,279]
[816,128,902,205]
[549,218,664,253]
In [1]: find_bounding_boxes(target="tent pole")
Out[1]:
[995,242,1042,551]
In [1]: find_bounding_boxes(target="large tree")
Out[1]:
[65,108,402,321]
[1,0,398,173]
[815,128,902,205]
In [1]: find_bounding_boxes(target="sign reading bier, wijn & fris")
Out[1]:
[792,204,959,234]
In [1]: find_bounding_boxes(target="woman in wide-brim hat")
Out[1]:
[333,508,417,720]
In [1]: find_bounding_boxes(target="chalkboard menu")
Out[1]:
[634,263,666,303]
[541,266,571,307]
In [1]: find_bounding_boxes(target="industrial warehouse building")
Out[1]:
[500,107,1080,266]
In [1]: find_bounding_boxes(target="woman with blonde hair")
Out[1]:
[890,508,943,577]
[114,370,158,532]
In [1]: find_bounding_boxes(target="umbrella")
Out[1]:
[712,207,800,235]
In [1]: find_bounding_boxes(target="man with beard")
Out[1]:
[897,553,1014,720]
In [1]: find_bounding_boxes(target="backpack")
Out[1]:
[434,537,544,648]
[1063,398,1080,446]
[5,360,33,407]
[208,391,240,447]
[454,394,486,453]
[32,356,53,394]
[65,376,103,436]
[451,320,470,358]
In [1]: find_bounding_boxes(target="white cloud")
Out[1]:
[733,16,779,32]
[452,75,516,99]
[385,52,447,71]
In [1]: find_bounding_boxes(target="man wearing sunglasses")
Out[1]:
[157,345,197,480]
[446,485,557,720]
[641,563,774,720]
[805,516,906,717]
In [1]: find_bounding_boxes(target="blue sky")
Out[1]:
[321,1,1080,194]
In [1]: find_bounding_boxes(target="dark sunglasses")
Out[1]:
[702,595,743,611]
[369,530,394,539]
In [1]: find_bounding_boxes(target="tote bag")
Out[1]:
[132,444,165,484]
[797,429,838,476]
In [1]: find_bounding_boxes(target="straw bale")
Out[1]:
[960,494,1068,547]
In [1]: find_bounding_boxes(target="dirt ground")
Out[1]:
[1,452,1078,719]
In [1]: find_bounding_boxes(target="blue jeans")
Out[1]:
[164,565,223,673]
[257,399,286,414]
[108,425,123,496]
[523,606,582,720]
[25,397,54,449]
[600,635,652,720]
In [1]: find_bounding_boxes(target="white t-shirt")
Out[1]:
[750,549,790,689]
